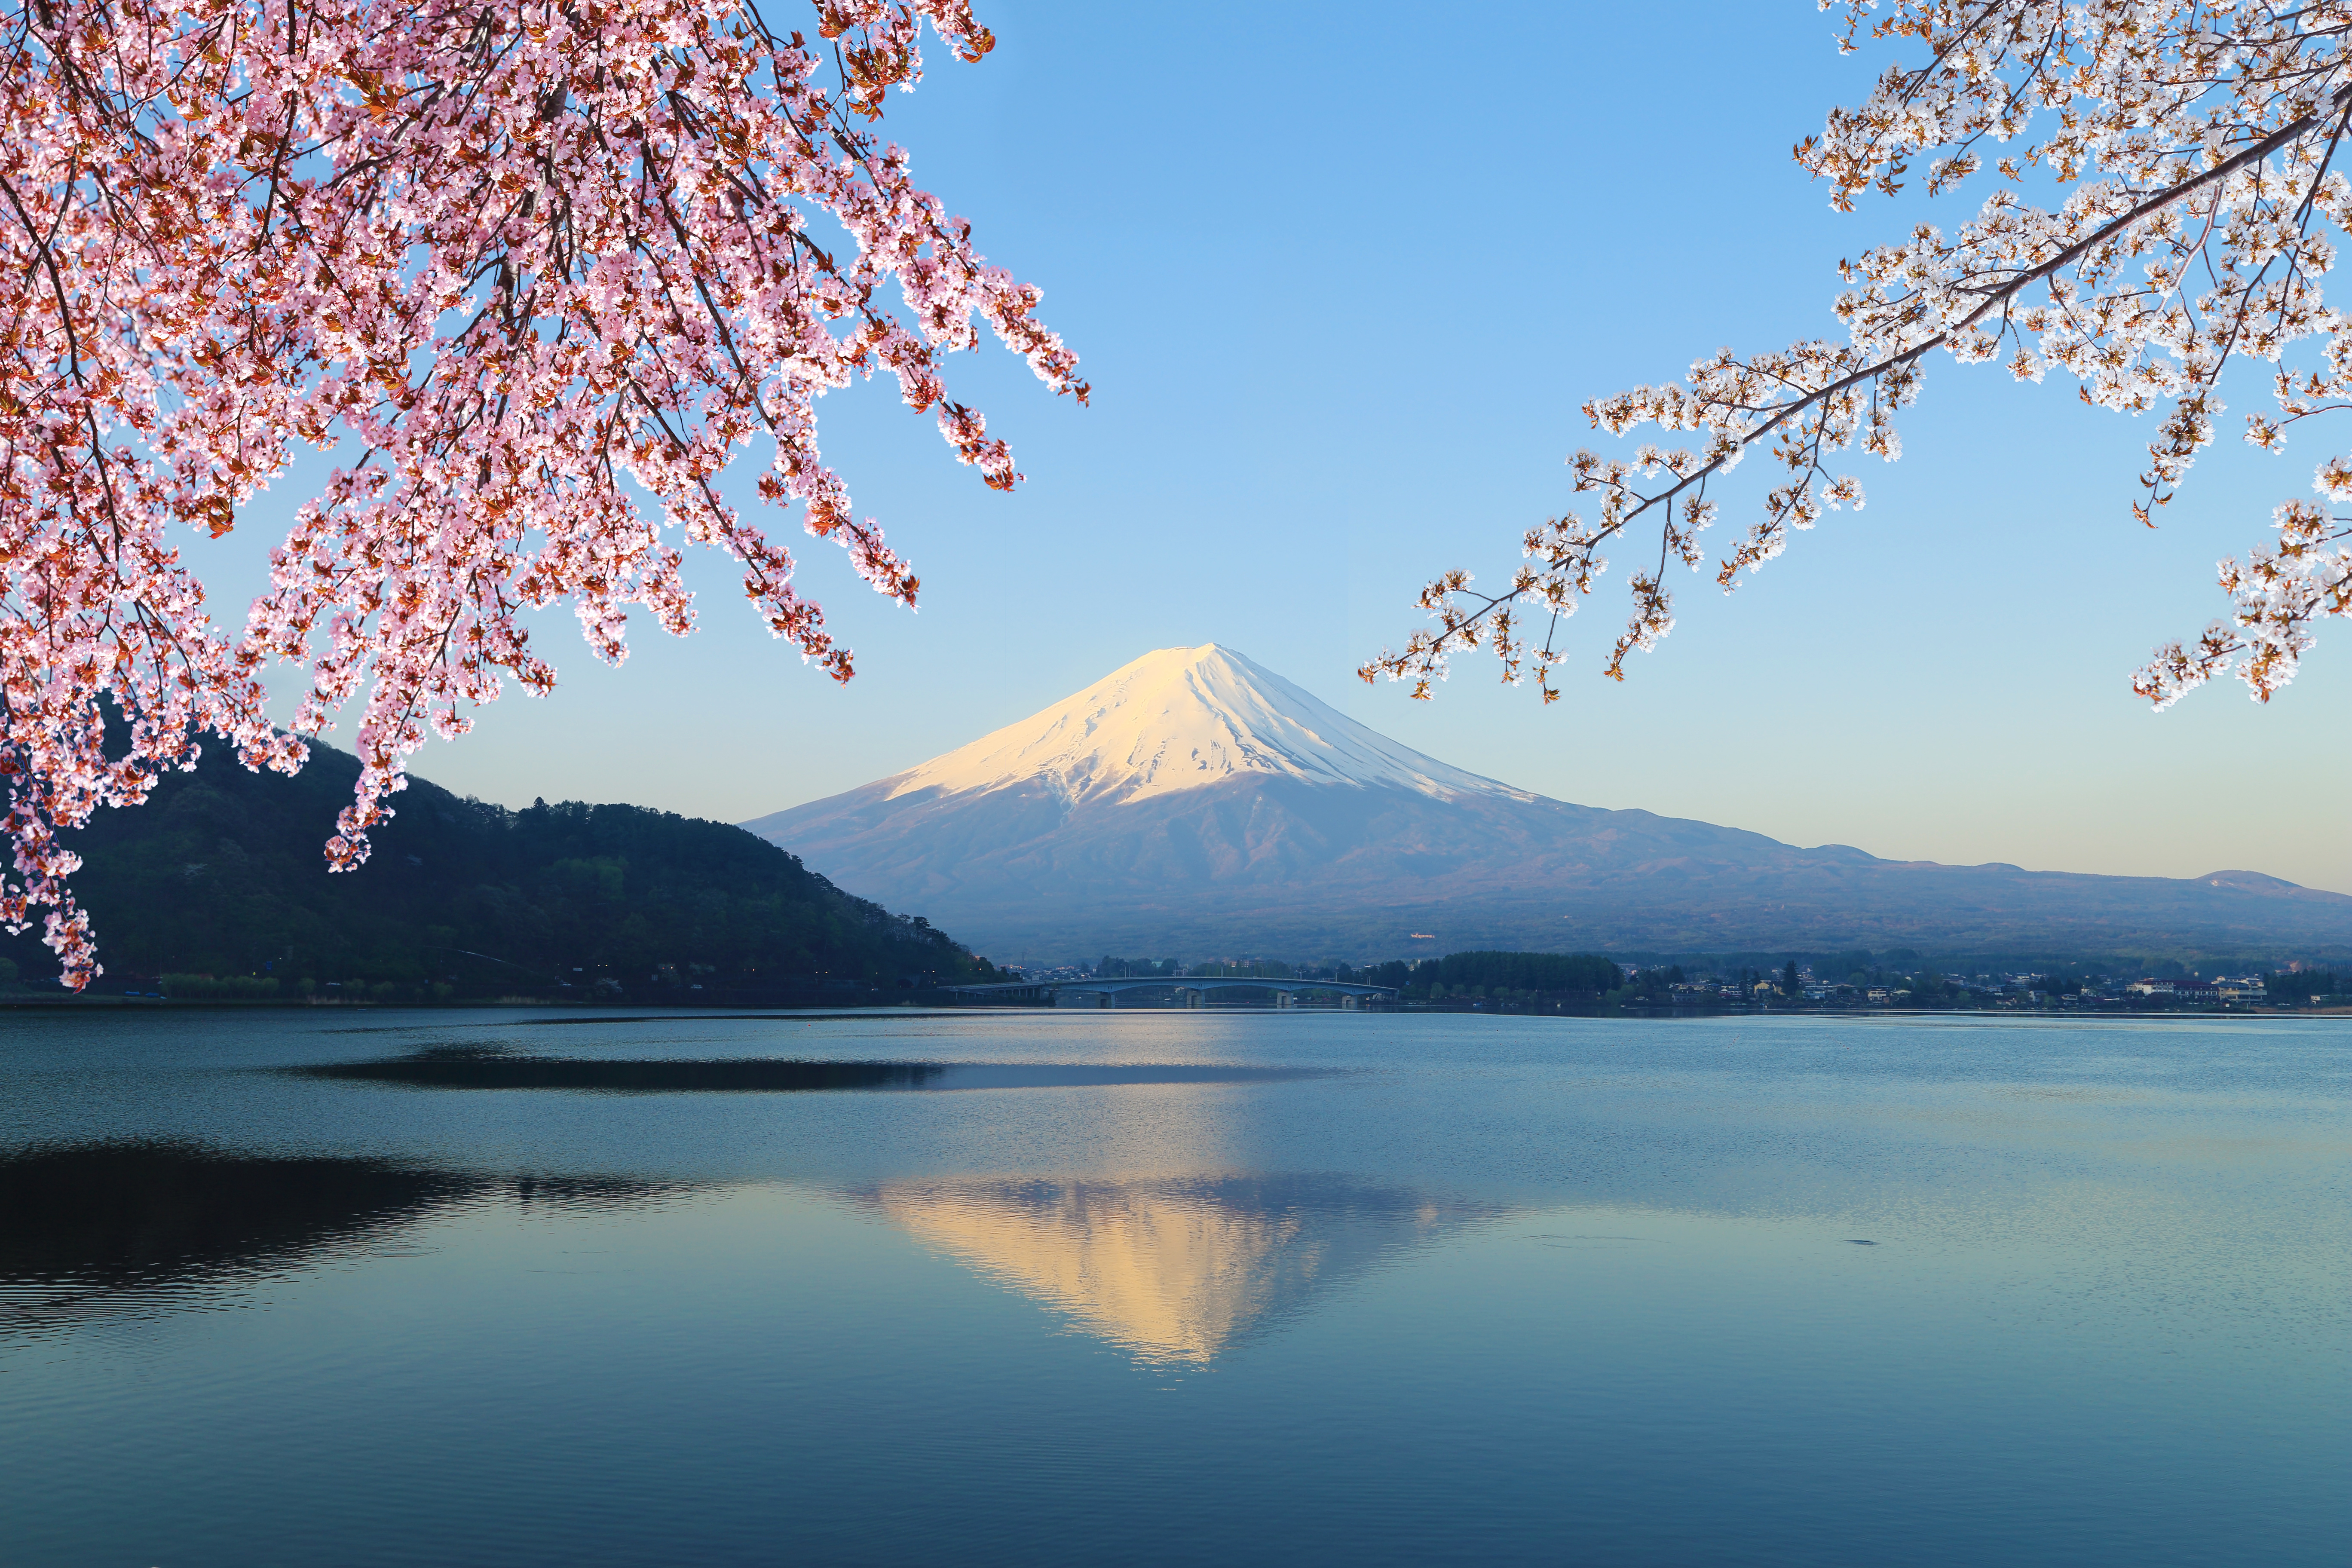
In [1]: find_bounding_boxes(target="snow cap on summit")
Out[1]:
[885,644,1531,807]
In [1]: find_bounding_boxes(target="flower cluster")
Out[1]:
[1366,0,2352,714]
[1,0,1081,986]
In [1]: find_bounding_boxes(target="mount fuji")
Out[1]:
[744,644,2352,962]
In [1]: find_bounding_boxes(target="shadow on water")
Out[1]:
[286,1046,1343,1093]
[0,1140,684,1332]
[325,1012,972,1034]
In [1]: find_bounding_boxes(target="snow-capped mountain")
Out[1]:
[744,644,2352,962]
[880,643,1528,808]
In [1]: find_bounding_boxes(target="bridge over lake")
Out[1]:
[940,976,1399,1008]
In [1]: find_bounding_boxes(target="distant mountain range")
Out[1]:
[745,644,2352,963]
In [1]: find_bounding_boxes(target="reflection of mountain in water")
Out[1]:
[868,1175,1504,1364]
[0,1141,683,1331]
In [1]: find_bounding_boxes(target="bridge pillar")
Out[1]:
[1276,989,1296,1008]
[1341,993,1360,1010]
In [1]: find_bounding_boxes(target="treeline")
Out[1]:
[1096,956,1184,978]
[1333,951,1627,998]
[1082,950,1633,998]
[0,734,996,1001]
[1095,956,1354,981]
[1045,947,2351,1010]
[2270,970,2342,999]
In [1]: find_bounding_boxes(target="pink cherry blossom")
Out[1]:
[2,0,1082,986]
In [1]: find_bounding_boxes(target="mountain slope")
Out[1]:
[0,737,995,997]
[883,641,1527,806]
[745,645,2352,962]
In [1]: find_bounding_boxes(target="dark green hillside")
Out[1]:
[0,737,996,1002]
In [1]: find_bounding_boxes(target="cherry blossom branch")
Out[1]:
[1,0,1081,985]
[1369,3,2352,719]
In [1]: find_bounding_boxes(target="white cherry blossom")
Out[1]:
[1368,0,2352,717]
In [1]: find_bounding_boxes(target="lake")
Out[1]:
[1,1006,2343,1566]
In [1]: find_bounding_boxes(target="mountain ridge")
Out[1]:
[0,735,997,996]
[746,644,2352,962]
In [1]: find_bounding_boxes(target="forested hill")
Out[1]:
[0,737,998,1001]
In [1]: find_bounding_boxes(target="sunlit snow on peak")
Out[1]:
[883,644,1532,806]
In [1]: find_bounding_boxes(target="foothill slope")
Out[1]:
[0,737,995,1000]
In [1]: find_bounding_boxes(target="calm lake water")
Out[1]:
[1,1006,2343,1566]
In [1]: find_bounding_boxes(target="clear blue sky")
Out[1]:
[206,0,2351,894]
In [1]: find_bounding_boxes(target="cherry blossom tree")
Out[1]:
[2,0,1083,985]
[1366,0,2352,723]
